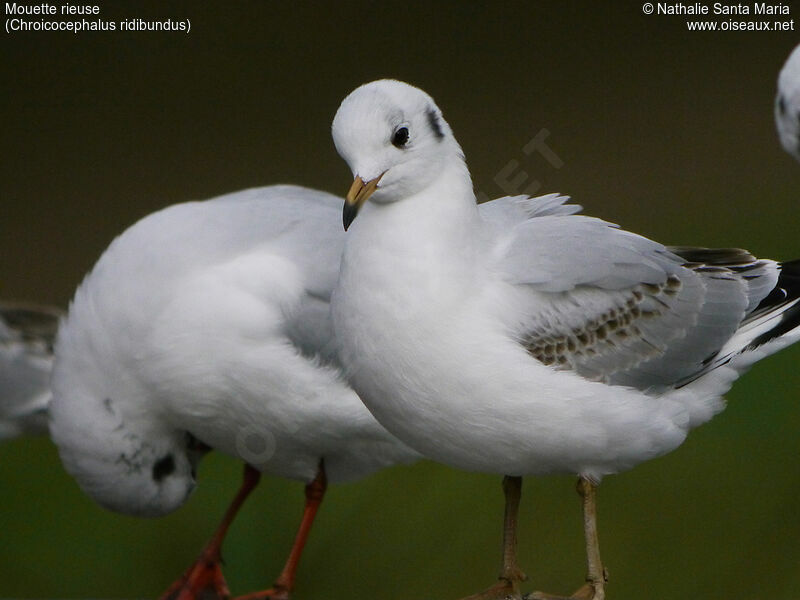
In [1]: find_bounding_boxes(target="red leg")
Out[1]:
[160,464,262,600]
[233,462,328,600]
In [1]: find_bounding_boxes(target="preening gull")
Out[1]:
[49,185,418,600]
[330,79,800,600]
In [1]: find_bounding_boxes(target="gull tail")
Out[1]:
[729,258,800,361]
[669,259,800,427]
[685,259,800,387]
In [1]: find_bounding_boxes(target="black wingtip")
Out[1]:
[747,259,800,349]
[753,259,800,311]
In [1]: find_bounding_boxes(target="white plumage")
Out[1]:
[48,184,418,598]
[51,185,417,515]
[330,79,800,599]
[332,80,799,481]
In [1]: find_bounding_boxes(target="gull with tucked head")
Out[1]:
[49,185,418,600]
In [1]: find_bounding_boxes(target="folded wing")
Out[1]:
[482,195,795,394]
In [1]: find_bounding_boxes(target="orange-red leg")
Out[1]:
[233,462,328,600]
[160,464,261,600]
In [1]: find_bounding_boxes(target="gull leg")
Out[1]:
[160,464,261,600]
[574,477,606,600]
[459,475,528,600]
[233,461,328,600]
[527,478,606,600]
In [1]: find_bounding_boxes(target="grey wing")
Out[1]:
[0,302,63,439]
[482,196,780,392]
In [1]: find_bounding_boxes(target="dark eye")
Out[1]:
[152,454,176,482]
[392,126,409,148]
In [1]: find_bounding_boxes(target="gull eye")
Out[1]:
[392,126,410,148]
[152,454,175,482]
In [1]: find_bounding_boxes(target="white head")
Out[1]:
[332,79,463,229]
[49,297,207,518]
[776,44,800,162]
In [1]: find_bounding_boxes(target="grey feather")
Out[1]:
[0,302,63,439]
[482,195,790,393]
[488,203,685,292]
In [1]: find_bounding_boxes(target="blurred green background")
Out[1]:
[2,1,799,599]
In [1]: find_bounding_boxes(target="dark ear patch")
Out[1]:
[152,454,176,482]
[426,108,444,140]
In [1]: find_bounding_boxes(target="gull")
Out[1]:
[0,302,62,440]
[776,43,800,162]
[48,185,418,600]
[330,79,800,600]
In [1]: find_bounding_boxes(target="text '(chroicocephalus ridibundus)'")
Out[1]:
[776,44,800,162]
[49,185,419,600]
[330,79,800,600]
[0,302,62,440]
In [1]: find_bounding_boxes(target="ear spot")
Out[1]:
[426,108,444,140]
[152,454,176,482]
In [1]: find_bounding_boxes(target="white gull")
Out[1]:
[330,79,800,600]
[49,184,418,600]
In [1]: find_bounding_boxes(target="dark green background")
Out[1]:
[2,1,799,599]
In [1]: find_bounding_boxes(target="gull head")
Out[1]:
[49,322,207,517]
[776,44,800,162]
[50,396,206,517]
[332,79,460,229]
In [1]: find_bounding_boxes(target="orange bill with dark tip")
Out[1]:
[343,174,382,230]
